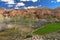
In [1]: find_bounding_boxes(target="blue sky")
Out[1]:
[0,0,60,9]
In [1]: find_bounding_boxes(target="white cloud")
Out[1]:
[51,1,54,3]
[14,6,19,9]
[1,0,15,4]
[1,0,8,2]
[51,1,56,3]
[24,6,37,9]
[39,5,42,7]
[20,0,38,2]
[16,3,25,6]
[14,2,25,9]
[8,5,13,7]
[56,0,60,2]
[14,6,37,9]
[32,0,37,2]
[20,0,27,1]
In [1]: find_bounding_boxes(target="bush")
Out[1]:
[10,16,35,27]
[0,14,5,23]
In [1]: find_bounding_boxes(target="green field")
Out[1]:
[33,23,60,35]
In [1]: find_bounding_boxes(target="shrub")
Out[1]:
[10,16,35,27]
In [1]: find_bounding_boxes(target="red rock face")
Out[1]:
[0,8,60,19]
[0,8,6,14]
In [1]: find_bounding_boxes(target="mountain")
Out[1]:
[0,8,60,19]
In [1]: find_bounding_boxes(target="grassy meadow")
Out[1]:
[32,23,60,35]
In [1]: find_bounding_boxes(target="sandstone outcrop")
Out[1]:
[0,8,60,19]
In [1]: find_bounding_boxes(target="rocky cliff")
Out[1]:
[0,8,60,19]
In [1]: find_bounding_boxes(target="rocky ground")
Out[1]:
[28,31,60,40]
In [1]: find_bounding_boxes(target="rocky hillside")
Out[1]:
[0,8,60,19]
[0,8,60,40]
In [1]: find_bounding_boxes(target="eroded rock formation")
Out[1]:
[0,8,60,19]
